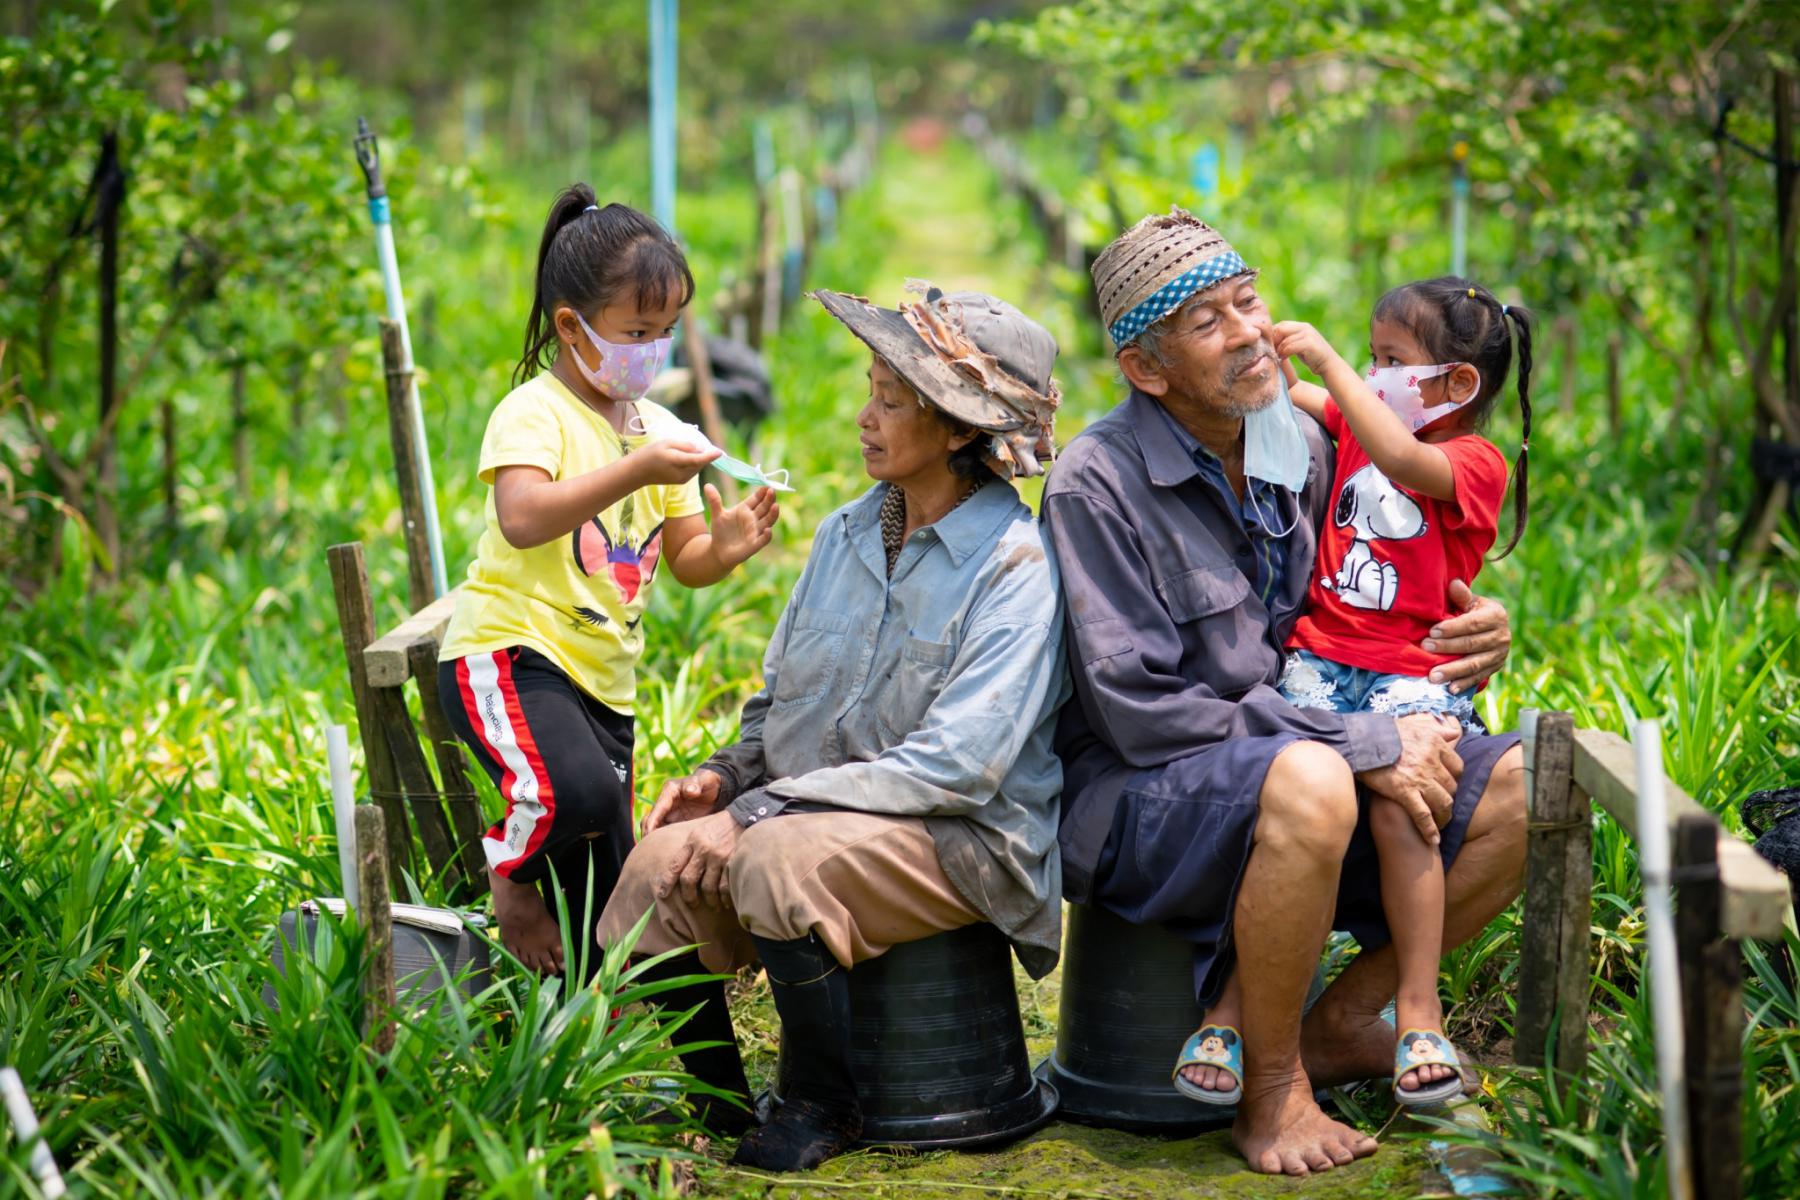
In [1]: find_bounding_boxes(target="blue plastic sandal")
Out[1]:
[1393,1029,1466,1107]
[1172,1024,1244,1106]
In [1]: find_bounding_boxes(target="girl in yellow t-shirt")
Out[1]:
[438,187,779,981]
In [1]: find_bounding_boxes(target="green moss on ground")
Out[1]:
[690,1123,1442,1199]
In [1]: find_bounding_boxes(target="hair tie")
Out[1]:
[583,204,600,213]
[1520,438,1530,451]
[1467,287,1477,299]
[1501,303,1511,317]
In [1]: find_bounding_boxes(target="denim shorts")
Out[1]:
[1278,648,1482,736]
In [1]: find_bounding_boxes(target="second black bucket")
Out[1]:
[1034,901,1222,1134]
[772,922,1058,1150]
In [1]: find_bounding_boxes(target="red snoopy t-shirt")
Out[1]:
[1286,398,1509,678]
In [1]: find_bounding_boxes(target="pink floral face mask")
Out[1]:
[572,312,672,403]
[1364,362,1481,433]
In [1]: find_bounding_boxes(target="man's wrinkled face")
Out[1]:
[1121,277,1280,418]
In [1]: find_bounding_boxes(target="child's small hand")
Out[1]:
[1272,320,1346,378]
[634,438,721,485]
[705,483,779,567]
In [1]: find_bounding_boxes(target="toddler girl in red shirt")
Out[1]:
[1273,276,1533,1107]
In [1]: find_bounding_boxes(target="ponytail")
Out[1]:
[514,186,694,386]
[1493,303,1532,559]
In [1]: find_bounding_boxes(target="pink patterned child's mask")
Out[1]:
[1364,362,1481,433]
[573,313,672,403]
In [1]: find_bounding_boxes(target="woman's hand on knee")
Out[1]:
[643,768,728,836]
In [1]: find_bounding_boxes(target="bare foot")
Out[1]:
[490,870,564,974]
[1233,1072,1378,1176]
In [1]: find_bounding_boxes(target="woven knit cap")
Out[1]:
[1092,207,1258,348]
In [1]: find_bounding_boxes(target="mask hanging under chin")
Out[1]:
[1243,373,1311,494]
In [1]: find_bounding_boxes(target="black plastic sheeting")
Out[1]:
[1745,787,1800,877]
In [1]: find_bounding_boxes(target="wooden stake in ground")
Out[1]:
[683,319,738,506]
[327,542,413,884]
[1676,814,1744,1200]
[1516,710,1591,1079]
[355,804,397,1055]
[380,319,435,615]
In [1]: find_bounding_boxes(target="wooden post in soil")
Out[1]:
[408,640,488,895]
[354,803,397,1055]
[1676,814,1743,1200]
[328,542,412,883]
[684,320,738,506]
[380,319,435,615]
[231,360,250,497]
[1516,711,1591,1079]
[94,131,124,578]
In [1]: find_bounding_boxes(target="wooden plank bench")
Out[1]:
[329,543,487,901]
[1518,712,1791,1200]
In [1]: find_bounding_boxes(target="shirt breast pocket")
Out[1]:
[877,634,957,743]
[771,608,853,708]
[1158,565,1251,625]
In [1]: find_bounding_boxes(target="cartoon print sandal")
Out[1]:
[1172,1024,1244,1106]
[1393,1029,1466,1107]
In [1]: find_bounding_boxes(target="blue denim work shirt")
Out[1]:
[702,479,1069,977]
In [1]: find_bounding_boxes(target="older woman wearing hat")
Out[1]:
[596,283,1068,1171]
[1044,211,1525,1176]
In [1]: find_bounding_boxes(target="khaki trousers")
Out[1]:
[596,811,981,971]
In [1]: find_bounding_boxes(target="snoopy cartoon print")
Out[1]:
[1327,463,1427,611]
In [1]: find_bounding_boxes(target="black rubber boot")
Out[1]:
[731,934,863,1171]
[637,952,755,1137]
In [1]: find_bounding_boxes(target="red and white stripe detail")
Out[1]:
[455,651,556,877]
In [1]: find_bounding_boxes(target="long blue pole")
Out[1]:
[649,0,678,235]
[354,118,449,599]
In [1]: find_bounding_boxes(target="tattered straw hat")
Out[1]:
[1092,207,1258,348]
[811,280,1061,480]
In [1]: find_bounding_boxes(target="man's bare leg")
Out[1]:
[1230,741,1379,1176]
[1302,745,1526,1087]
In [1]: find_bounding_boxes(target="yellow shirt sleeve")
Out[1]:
[477,386,564,484]
[665,475,704,519]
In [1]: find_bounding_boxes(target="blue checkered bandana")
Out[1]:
[1107,250,1254,347]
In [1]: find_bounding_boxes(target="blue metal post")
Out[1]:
[1451,140,1470,277]
[649,0,678,235]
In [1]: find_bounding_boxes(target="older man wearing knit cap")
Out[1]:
[1043,211,1526,1176]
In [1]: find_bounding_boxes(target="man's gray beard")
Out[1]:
[1217,382,1278,420]
[1207,340,1280,419]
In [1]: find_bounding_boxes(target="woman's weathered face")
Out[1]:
[857,356,971,483]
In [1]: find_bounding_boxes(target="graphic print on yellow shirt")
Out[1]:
[439,372,702,714]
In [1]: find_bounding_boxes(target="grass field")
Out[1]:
[5,119,1799,1197]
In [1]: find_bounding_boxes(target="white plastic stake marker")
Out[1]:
[327,724,360,910]
[0,1066,68,1198]
[1519,708,1540,806]
[1633,719,1693,1200]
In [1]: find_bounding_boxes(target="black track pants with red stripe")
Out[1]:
[439,645,635,980]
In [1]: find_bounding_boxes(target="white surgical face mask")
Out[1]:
[626,415,794,492]
[1364,362,1481,433]
[1243,372,1310,495]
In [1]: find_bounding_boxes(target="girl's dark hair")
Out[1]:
[514,184,695,385]
[1372,276,1534,558]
